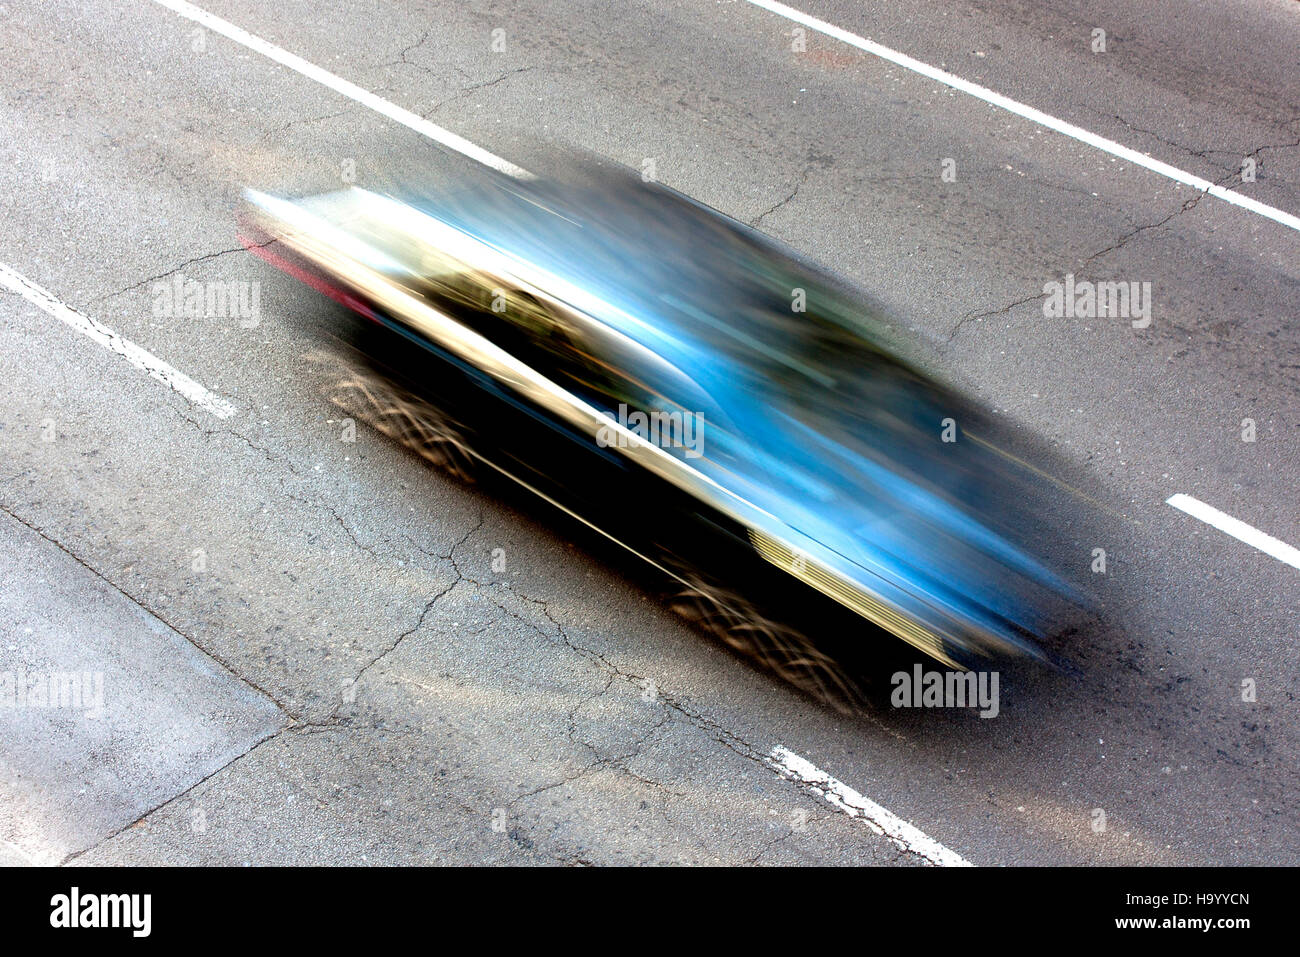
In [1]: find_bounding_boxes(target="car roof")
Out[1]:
[397,164,909,395]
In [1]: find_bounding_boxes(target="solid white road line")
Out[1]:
[149,0,531,178]
[768,745,973,866]
[742,0,1300,236]
[1167,494,1300,571]
[0,262,237,420]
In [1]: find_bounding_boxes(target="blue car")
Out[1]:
[241,157,1096,704]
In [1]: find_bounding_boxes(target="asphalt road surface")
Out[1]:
[1,0,1297,865]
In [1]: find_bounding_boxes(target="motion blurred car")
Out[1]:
[240,156,1096,702]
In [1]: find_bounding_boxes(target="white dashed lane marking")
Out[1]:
[1167,494,1300,571]
[742,0,1300,235]
[149,0,531,178]
[0,262,236,420]
[768,746,973,866]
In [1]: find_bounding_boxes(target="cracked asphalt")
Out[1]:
[1,0,1298,865]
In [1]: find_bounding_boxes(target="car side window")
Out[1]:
[490,292,735,462]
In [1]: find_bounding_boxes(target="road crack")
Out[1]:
[83,239,275,309]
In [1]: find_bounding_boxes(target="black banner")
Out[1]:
[0,866,1268,942]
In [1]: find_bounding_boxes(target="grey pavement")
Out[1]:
[0,507,284,864]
